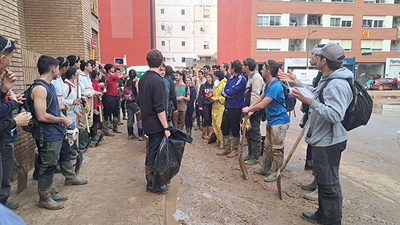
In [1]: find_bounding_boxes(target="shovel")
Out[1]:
[14,159,28,194]
[276,121,309,200]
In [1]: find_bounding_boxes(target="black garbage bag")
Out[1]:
[207,132,217,144]
[153,137,185,188]
[153,127,192,188]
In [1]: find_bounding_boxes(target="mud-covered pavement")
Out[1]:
[9,91,400,225]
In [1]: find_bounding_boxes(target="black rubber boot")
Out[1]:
[244,140,252,161]
[138,129,145,141]
[33,154,40,180]
[246,139,261,165]
[38,175,64,210]
[254,150,273,176]
[113,118,122,133]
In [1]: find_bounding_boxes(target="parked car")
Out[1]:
[370,78,399,90]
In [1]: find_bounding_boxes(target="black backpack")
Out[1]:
[274,81,296,113]
[318,78,373,131]
[21,79,53,133]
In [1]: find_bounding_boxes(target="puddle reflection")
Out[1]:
[373,104,400,117]
[373,95,400,100]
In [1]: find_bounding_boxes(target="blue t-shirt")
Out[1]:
[264,78,290,126]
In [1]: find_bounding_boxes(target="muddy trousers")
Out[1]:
[246,113,262,161]
[312,141,347,225]
[0,143,14,205]
[264,123,289,175]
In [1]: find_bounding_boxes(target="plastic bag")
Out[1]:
[153,137,185,188]
[208,132,217,144]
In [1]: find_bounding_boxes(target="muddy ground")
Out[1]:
[9,90,400,225]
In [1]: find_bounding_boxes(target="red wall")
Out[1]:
[98,0,155,66]
[217,0,252,64]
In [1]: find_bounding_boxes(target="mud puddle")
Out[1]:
[165,177,190,225]
[373,104,400,117]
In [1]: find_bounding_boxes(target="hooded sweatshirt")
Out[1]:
[303,67,353,147]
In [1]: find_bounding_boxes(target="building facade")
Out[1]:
[218,0,400,81]
[98,0,153,66]
[0,0,99,178]
[156,0,218,68]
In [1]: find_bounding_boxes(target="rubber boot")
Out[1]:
[246,140,261,165]
[60,161,88,186]
[102,121,115,136]
[254,150,273,176]
[138,129,145,141]
[51,185,68,201]
[216,136,231,156]
[112,118,121,133]
[302,176,317,191]
[127,127,135,139]
[304,187,318,201]
[264,149,284,182]
[38,175,64,210]
[145,166,168,194]
[202,127,209,139]
[207,126,213,138]
[243,140,252,161]
[33,154,40,180]
[227,137,240,158]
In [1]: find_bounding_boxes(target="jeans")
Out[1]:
[221,108,241,138]
[126,101,142,130]
[0,143,14,204]
[185,105,194,131]
[145,131,165,167]
[312,140,347,225]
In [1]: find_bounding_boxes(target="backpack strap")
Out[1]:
[64,81,73,98]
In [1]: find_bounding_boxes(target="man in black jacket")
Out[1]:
[137,49,170,194]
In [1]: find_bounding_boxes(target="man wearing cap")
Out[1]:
[278,43,353,224]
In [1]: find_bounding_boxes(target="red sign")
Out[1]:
[91,39,97,49]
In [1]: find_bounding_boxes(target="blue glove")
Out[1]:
[66,121,76,130]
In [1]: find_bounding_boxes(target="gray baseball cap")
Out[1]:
[312,43,345,62]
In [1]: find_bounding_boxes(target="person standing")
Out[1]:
[198,73,214,139]
[242,58,264,165]
[210,70,226,149]
[173,70,190,130]
[242,59,290,182]
[137,49,170,194]
[31,55,75,210]
[217,60,247,157]
[278,43,353,224]
[194,70,206,130]
[125,69,142,139]
[185,77,197,136]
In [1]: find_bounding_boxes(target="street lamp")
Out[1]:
[306,27,317,70]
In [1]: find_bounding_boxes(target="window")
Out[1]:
[182,41,186,47]
[204,41,210,49]
[361,40,383,52]
[329,39,352,51]
[256,39,281,51]
[182,58,186,63]
[257,14,281,26]
[161,25,165,30]
[161,41,165,46]
[332,0,353,2]
[181,26,185,31]
[203,5,210,18]
[90,0,98,16]
[181,9,185,15]
[330,18,341,27]
[395,0,400,3]
[161,8,164,14]
[330,15,353,27]
[308,15,322,26]
[363,16,385,27]
[342,20,352,27]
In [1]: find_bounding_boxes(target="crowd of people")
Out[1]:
[0,34,354,224]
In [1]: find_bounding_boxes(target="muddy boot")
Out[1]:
[138,129,145,141]
[33,154,40,180]
[254,150,273,176]
[302,176,317,191]
[304,160,313,170]
[127,127,135,139]
[202,127,209,139]
[227,137,240,158]
[112,118,121,133]
[246,139,261,165]
[304,187,318,201]
[145,166,168,194]
[264,149,284,182]
[216,136,231,156]
[51,185,68,201]
[207,126,213,138]
[60,161,88,186]
[102,121,115,136]
[38,176,64,210]
[243,140,252,161]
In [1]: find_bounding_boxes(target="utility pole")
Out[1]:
[306,27,317,69]
[150,0,154,49]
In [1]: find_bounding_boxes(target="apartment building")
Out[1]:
[0,0,99,176]
[218,0,400,80]
[156,0,218,68]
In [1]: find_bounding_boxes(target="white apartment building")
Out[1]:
[156,0,217,68]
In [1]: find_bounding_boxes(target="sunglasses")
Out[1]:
[0,38,12,54]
